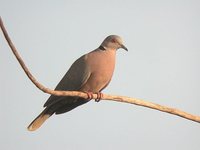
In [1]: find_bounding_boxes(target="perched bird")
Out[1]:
[27,35,128,131]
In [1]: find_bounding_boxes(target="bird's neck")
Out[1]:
[98,45,117,52]
[99,45,106,51]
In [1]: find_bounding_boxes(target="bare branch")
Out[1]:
[1,16,200,123]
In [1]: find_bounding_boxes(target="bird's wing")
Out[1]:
[44,55,91,107]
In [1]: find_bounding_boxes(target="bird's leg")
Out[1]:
[84,91,94,100]
[95,92,103,102]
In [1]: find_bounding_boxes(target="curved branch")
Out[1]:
[1,16,200,123]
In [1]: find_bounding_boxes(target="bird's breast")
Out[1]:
[82,50,116,92]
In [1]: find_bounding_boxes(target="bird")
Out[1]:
[27,35,128,131]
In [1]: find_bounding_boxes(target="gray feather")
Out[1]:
[44,55,91,107]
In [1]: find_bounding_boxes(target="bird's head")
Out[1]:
[100,35,128,51]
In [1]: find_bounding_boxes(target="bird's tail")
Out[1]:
[27,108,53,131]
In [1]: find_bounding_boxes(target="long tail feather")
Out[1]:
[27,108,52,131]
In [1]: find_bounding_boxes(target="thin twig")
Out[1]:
[1,16,200,123]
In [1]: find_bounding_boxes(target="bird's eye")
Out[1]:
[111,39,117,43]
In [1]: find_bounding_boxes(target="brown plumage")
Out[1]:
[27,35,128,131]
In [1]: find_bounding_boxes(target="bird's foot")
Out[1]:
[95,92,103,102]
[85,91,94,100]
[84,91,103,102]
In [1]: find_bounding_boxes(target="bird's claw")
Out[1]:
[84,91,103,102]
[85,92,94,100]
[95,92,103,102]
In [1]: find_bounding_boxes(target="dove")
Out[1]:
[27,35,128,131]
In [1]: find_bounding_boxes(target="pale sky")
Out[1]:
[1,0,200,150]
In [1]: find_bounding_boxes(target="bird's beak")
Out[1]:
[121,44,128,51]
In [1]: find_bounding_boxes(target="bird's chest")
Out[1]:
[91,51,115,79]
[84,51,116,91]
